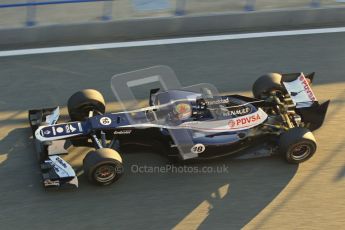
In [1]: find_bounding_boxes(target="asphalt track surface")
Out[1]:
[0,31,345,230]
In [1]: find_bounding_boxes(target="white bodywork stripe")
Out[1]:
[35,127,82,142]
[122,108,268,132]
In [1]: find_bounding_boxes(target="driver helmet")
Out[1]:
[174,103,192,120]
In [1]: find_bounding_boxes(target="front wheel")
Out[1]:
[279,127,317,164]
[83,148,123,186]
[67,89,106,121]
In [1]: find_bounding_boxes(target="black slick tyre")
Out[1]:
[83,148,123,186]
[252,73,284,99]
[279,127,317,164]
[67,89,105,121]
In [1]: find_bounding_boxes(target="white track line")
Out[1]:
[1,27,345,57]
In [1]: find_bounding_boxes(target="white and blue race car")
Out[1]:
[28,66,329,189]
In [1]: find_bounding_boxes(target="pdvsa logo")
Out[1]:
[228,120,236,128]
[228,113,261,129]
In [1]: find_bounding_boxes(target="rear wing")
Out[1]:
[282,72,330,131]
[282,72,316,108]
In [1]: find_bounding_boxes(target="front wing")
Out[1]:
[29,107,78,189]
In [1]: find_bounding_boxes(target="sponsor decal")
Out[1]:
[65,124,77,133]
[179,121,200,126]
[35,126,81,142]
[43,130,51,135]
[69,125,76,132]
[191,143,205,154]
[228,113,261,128]
[54,165,60,172]
[48,155,76,178]
[56,127,64,133]
[223,106,251,117]
[65,125,69,133]
[55,156,67,169]
[177,108,267,132]
[228,120,236,128]
[299,75,316,101]
[114,130,132,135]
[205,98,229,106]
[283,74,317,108]
[100,117,112,125]
[65,125,77,133]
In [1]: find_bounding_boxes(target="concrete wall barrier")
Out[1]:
[1,6,345,46]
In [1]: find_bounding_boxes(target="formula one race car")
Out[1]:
[28,66,329,189]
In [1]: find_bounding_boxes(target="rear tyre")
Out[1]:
[279,127,317,164]
[83,148,123,186]
[252,73,284,99]
[67,89,105,121]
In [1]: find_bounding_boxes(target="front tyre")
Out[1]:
[67,89,105,121]
[83,148,123,186]
[279,127,317,164]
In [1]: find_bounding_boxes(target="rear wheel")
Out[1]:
[67,89,105,121]
[279,127,317,164]
[252,73,284,99]
[83,148,123,186]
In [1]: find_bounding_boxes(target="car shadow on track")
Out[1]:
[0,126,45,191]
[74,151,298,230]
[0,127,39,182]
[0,127,298,230]
[193,157,297,229]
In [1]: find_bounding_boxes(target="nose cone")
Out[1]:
[34,127,44,141]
